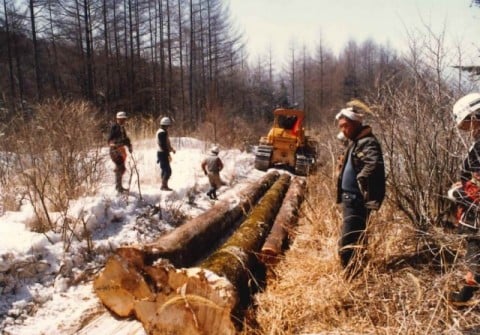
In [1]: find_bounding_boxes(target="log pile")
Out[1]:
[92,173,304,335]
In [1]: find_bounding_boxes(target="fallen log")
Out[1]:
[93,173,292,335]
[200,173,292,298]
[118,170,280,267]
[260,177,307,265]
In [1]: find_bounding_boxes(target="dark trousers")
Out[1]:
[339,192,370,268]
[157,152,172,180]
[456,225,480,282]
[466,238,480,280]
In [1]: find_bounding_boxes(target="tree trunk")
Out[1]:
[260,177,306,265]
[29,0,42,100]
[118,170,280,267]
[178,0,186,129]
[83,0,94,100]
[3,0,16,106]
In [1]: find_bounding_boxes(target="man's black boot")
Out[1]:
[448,286,478,306]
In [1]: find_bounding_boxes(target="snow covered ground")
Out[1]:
[0,137,265,335]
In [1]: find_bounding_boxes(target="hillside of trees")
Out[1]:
[1,0,476,132]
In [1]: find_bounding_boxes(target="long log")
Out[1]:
[200,173,292,297]
[117,170,280,268]
[93,173,292,335]
[260,177,307,265]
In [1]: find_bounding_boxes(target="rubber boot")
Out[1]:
[161,178,172,191]
[115,171,126,193]
[448,286,478,306]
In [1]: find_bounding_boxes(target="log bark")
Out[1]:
[93,173,293,335]
[260,177,307,265]
[118,170,280,267]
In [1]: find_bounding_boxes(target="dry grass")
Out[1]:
[243,172,480,335]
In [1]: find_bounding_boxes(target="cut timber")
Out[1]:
[260,177,307,265]
[133,267,237,335]
[93,254,155,317]
[118,170,280,267]
[92,173,292,335]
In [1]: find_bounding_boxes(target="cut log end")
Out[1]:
[93,255,154,317]
[134,266,238,335]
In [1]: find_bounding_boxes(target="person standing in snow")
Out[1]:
[336,100,385,270]
[447,93,480,306]
[156,117,176,191]
[108,111,132,192]
[201,146,225,200]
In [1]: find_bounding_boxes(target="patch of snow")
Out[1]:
[0,137,263,334]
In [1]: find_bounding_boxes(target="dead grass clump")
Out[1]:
[249,172,480,334]
[162,197,190,227]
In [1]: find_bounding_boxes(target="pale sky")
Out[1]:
[228,0,480,68]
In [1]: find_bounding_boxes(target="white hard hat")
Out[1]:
[453,93,480,128]
[160,116,172,126]
[211,146,219,154]
[116,111,127,119]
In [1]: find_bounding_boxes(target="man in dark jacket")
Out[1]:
[447,92,480,306]
[108,111,132,192]
[156,117,176,191]
[336,102,386,270]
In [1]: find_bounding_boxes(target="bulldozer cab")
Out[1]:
[268,109,305,143]
[273,109,304,130]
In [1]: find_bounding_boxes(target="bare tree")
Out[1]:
[372,25,459,229]
[29,0,42,99]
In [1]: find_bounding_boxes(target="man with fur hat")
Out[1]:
[108,111,132,192]
[336,100,386,270]
[201,146,225,200]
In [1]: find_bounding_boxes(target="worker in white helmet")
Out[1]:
[108,111,132,193]
[448,93,480,306]
[201,146,225,200]
[156,116,176,191]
